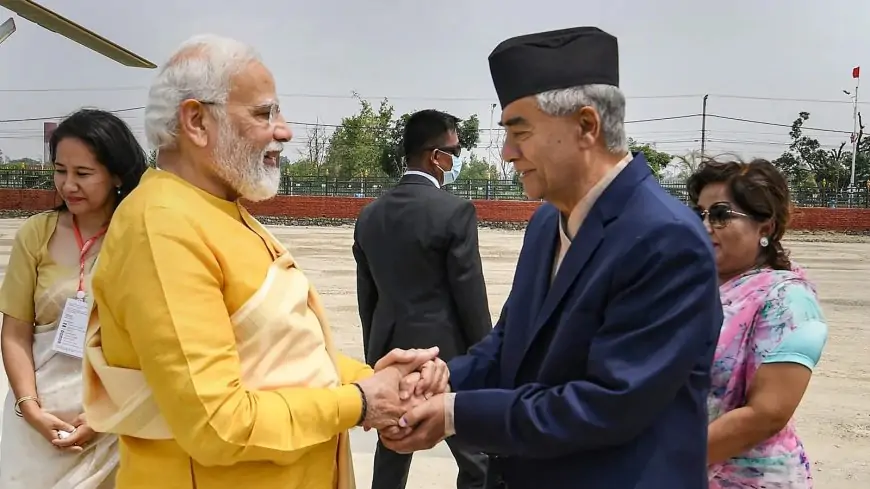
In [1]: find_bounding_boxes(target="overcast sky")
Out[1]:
[2,0,870,167]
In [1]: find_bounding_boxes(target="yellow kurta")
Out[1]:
[89,168,372,488]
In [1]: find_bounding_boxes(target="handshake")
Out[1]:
[352,347,452,454]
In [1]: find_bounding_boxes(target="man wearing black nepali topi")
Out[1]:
[377,27,722,489]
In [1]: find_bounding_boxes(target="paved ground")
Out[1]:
[0,220,868,488]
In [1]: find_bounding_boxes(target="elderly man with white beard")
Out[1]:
[81,34,447,489]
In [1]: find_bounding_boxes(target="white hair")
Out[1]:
[536,85,629,153]
[144,34,261,149]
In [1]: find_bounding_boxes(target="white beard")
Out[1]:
[212,117,282,202]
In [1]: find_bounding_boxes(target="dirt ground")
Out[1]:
[0,221,867,487]
[275,226,870,488]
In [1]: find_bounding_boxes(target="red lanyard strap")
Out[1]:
[72,217,108,298]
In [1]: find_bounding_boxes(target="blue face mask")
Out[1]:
[437,153,463,186]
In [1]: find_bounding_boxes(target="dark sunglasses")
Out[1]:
[429,145,462,158]
[694,202,750,229]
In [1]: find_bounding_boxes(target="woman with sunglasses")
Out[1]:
[687,158,828,489]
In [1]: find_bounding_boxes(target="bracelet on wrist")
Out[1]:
[14,396,39,417]
[351,383,367,426]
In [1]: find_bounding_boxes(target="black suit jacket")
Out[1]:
[353,173,492,365]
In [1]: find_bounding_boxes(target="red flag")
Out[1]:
[853,66,861,79]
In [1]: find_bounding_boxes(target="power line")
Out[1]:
[283,113,703,130]
[0,130,830,150]
[0,106,145,123]
[0,86,148,93]
[705,129,845,138]
[707,94,859,105]
[0,107,701,127]
[706,114,852,134]
[4,87,870,106]
[0,86,702,101]
[0,107,857,139]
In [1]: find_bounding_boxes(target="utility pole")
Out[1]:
[488,103,499,174]
[700,94,709,160]
[488,103,496,156]
[850,69,860,188]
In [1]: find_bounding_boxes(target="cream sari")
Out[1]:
[83,219,355,489]
[1,270,119,488]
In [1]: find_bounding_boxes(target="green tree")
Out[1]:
[772,111,857,188]
[379,112,412,177]
[324,95,394,178]
[282,158,320,177]
[7,157,41,167]
[628,138,671,178]
[853,152,870,186]
[459,153,499,180]
[669,150,703,180]
[457,114,481,151]
[379,112,482,178]
[296,122,330,176]
[846,112,870,185]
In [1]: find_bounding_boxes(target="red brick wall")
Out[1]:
[789,207,870,232]
[0,189,61,211]
[242,196,542,223]
[1,189,868,231]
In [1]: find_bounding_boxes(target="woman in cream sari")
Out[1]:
[0,109,148,488]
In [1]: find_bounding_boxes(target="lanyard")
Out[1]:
[72,217,108,300]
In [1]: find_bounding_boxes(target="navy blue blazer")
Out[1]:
[448,154,723,489]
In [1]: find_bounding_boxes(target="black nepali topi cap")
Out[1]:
[488,26,619,109]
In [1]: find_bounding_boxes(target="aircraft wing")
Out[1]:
[0,0,155,68]
[0,17,14,44]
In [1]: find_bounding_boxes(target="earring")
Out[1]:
[760,236,770,247]
[116,186,122,196]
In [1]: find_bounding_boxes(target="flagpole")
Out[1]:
[851,70,860,188]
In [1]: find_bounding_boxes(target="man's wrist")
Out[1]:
[351,382,367,426]
[443,393,457,437]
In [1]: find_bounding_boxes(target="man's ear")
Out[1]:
[573,106,600,148]
[177,100,211,148]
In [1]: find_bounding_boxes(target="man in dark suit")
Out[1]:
[379,27,723,489]
[353,109,491,489]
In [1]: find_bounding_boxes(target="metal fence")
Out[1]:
[2,168,868,208]
[0,168,56,190]
[283,176,869,207]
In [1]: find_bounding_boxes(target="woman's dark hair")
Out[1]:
[49,108,149,210]
[686,158,792,270]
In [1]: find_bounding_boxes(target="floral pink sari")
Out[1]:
[708,265,822,489]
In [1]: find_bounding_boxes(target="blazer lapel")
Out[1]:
[527,209,604,347]
[512,153,654,378]
[503,209,559,385]
[527,214,559,324]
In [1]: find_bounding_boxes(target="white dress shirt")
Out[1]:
[404,170,440,188]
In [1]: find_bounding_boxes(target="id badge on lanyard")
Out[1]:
[51,218,107,359]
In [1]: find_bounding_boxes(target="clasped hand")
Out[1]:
[353,347,452,455]
[21,407,96,453]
